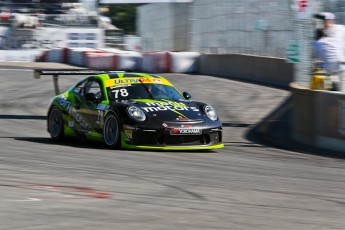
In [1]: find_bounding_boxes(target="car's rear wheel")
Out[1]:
[103,113,121,148]
[48,106,64,141]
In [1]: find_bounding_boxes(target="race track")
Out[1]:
[1,67,345,229]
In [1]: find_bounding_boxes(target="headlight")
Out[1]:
[127,106,146,121]
[204,105,218,121]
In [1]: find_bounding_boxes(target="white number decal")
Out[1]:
[113,89,129,98]
[97,110,104,122]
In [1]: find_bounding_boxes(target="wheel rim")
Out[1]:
[49,108,62,138]
[104,115,119,146]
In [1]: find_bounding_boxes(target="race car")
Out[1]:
[43,70,223,150]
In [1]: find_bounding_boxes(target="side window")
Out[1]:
[73,81,85,96]
[84,80,103,100]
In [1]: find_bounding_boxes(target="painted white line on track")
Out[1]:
[4,198,41,202]
[0,68,33,72]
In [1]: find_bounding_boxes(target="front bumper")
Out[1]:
[122,142,224,151]
[121,125,223,150]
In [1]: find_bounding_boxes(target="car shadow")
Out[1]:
[0,115,46,120]
[222,122,253,128]
[14,137,109,150]
[1,114,220,154]
[13,137,216,153]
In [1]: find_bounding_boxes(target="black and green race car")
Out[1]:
[45,71,223,150]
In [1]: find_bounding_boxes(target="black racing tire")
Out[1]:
[103,113,121,149]
[48,106,64,141]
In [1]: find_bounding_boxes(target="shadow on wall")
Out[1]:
[246,90,345,159]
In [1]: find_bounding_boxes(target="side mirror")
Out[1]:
[85,93,99,103]
[183,92,192,100]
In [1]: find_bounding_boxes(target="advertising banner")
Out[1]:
[100,0,193,3]
[0,27,104,50]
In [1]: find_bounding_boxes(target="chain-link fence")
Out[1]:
[323,0,345,25]
[137,0,344,60]
[189,0,295,57]
[138,0,297,58]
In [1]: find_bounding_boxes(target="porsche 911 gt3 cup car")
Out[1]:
[44,71,223,150]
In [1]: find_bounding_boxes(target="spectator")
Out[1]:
[315,12,345,56]
[314,29,345,90]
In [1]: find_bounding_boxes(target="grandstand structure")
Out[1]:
[0,0,123,53]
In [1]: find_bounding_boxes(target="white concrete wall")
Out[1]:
[138,3,176,52]
[173,3,189,51]
[137,0,295,57]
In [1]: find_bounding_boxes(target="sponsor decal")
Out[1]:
[97,110,104,124]
[145,101,186,107]
[57,96,72,112]
[176,116,188,121]
[162,123,168,127]
[170,128,202,135]
[0,35,64,49]
[141,101,199,113]
[123,125,136,130]
[68,33,96,40]
[114,78,151,85]
[68,121,74,128]
[96,104,108,111]
[56,96,91,133]
[124,130,133,139]
[142,106,188,112]
[105,78,172,87]
[70,108,91,133]
[110,84,132,89]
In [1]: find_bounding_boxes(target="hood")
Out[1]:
[130,99,204,122]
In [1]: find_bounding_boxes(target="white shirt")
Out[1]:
[314,36,345,73]
[324,24,345,55]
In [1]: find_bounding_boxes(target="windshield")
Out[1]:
[107,83,184,101]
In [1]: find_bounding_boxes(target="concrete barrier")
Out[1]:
[67,48,103,67]
[86,53,116,70]
[46,48,68,63]
[35,50,48,62]
[114,52,142,71]
[141,52,169,73]
[35,49,294,87]
[168,52,200,73]
[199,54,294,88]
[100,48,142,71]
[291,83,345,152]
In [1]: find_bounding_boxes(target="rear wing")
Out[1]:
[33,69,109,79]
[33,69,124,95]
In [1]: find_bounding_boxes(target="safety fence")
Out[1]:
[138,0,295,58]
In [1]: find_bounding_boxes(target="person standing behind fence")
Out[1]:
[314,29,345,90]
[315,12,345,56]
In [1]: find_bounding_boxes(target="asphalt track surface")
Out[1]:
[1,65,345,229]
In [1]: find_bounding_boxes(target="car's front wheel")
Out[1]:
[48,106,64,141]
[103,113,121,148]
